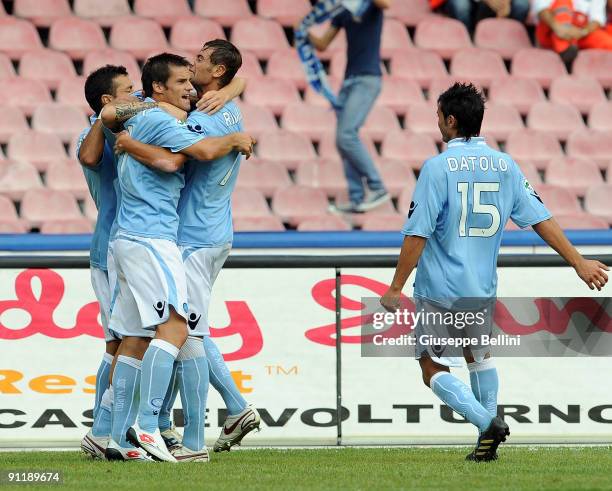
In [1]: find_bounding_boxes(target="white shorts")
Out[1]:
[180,243,231,337]
[90,267,120,342]
[109,233,189,338]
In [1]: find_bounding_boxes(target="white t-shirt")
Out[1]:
[532,0,606,25]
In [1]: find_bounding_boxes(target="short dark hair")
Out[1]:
[84,65,129,115]
[142,52,191,97]
[437,82,486,140]
[202,39,242,88]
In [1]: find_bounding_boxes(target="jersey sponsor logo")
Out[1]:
[408,201,418,218]
[188,313,201,330]
[153,301,166,318]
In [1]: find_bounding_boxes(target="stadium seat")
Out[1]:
[7,131,67,172]
[516,161,542,184]
[235,159,291,197]
[549,76,606,115]
[272,185,330,227]
[545,157,603,197]
[231,18,290,59]
[450,49,508,88]
[233,216,285,231]
[0,195,26,233]
[391,50,448,89]
[83,194,97,222]
[347,199,399,228]
[231,188,272,218]
[83,49,141,84]
[588,102,612,132]
[379,159,417,198]
[134,0,192,27]
[257,0,311,26]
[309,21,347,61]
[474,18,531,59]
[481,135,500,150]
[19,49,76,90]
[362,106,401,142]
[566,130,612,169]
[295,159,346,197]
[414,17,471,59]
[243,77,301,116]
[381,19,413,58]
[0,160,43,201]
[40,219,94,234]
[511,48,567,89]
[0,17,43,59]
[377,77,424,116]
[267,50,308,91]
[505,129,563,170]
[527,102,585,140]
[297,215,352,231]
[386,0,431,26]
[585,184,612,224]
[361,214,407,231]
[73,0,131,27]
[481,103,524,141]
[237,50,264,78]
[554,213,609,230]
[303,76,342,107]
[0,106,29,144]
[0,54,15,80]
[398,186,416,215]
[238,103,278,139]
[14,0,71,27]
[0,78,52,116]
[405,102,440,142]
[281,104,336,142]
[194,0,253,26]
[110,18,168,60]
[318,132,379,162]
[535,185,580,215]
[32,104,89,143]
[573,50,612,89]
[46,161,90,200]
[382,131,438,168]
[488,77,545,115]
[170,18,225,54]
[257,130,316,170]
[21,189,82,228]
[50,18,107,59]
[56,77,91,114]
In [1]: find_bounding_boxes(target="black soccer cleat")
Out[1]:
[466,416,510,462]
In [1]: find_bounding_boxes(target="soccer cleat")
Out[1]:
[126,423,177,463]
[171,445,210,463]
[213,404,261,452]
[355,190,391,212]
[467,416,510,462]
[161,425,183,451]
[80,430,109,459]
[105,439,153,462]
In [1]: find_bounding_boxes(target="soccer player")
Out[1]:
[380,83,608,462]
[101,53,254,462]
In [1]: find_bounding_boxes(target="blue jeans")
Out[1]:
[335,75,385,205]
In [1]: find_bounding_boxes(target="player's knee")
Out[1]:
[157,308,188,348]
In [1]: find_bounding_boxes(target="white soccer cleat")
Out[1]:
[160,425,183,451]
[126,423,177,463]
[171,445,210,463]
[104,439,153,462]
[213,404,261,452]
[81,430,109,459]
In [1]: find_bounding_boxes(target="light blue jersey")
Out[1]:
[116,106,205,241]
[177,101,243,248]
[402,137,551,302]
[76,115,117,271]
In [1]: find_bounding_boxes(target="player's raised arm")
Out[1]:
[181,132,256,161]
[114,131,187,172]
[196,76,247,114]
[78,119,105,168]
[532,219,609,290]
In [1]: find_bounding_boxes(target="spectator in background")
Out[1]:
[534,0,612,64]
[304,0,391,213]
[431,0,529,31]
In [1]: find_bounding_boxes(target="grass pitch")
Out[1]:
[1,447,612,490]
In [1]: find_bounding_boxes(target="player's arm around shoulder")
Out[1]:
[114,130,187,173]
[77,119,105,169]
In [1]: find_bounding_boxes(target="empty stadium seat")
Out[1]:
[40,219,94,234]
[361,214,407,231]
[298,215,351,231]
[549,76,606,115]
[83,194,97,222]
[46,161,90,199]
[414,17,471,59]
[272,185,330,227]
[382,131,438,168]
[318,132,379,162]
[0,160,43,201]
[233,216,285,231]
[382,19,413,58]
[535,185,580,215]
[450,49,508,88]
[362,106,401,142]
[309,21,347,61]
[379,159,417,198]
[83,49,141,83]
[170,18,225,54]
[0,17,43,59]
[19,49,76,90]
[295,159,346,196]
[267,50,308,91]
[231,18,289,59]
[238,103,278,139]
[235,159,291,197]
[134,0,192,27]
[32,104,89,143]
[573,50,612,89]
[566,130,612,169]
[545,157,603,197]
[505,129,563,170]
[474,18,531,59]
[527,102,585,140]
[303,76,342,107]
[481,134,500,150]
[14,0,71,27]
[488,77,545,115]
[0,54,15,80]
[511,48,566,89]
[347,199,399,228]
[554,213,609,230]
[377,77,424,116]
[73,0,131,27]
[481,103,524,141]
[50,17,106,59]
[56,77,91,114]
[7,131,67,172]
[516,161,542,184]
[21,189,82,228]
[257,131,316,170]
[588,102,612,132]
[0,195,26,233]
[405,103,440,141]
[237,50,264,78]
[0,78,52,116]
[110,18,168,60]
[194,0,253,26]
[257,0,311,26]
[231,188,272,218]
[585,184,612,224]
[243,77,301,116]
[398,186,415,215]
[0,106,29,144]
[282,104,336,141]
[391,50,448,89]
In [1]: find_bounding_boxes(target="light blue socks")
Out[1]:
[111,355,142,447]
[468,358,499,418]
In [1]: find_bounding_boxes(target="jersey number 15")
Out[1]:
[457,182,501,237]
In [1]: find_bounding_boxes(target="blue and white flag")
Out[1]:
[295,0,371,109]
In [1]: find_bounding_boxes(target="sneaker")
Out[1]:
[126,423,177,463]
[213,405,261,453]
[329,202,361,214]
[161,425,183,451]
[105,439,153,462]
[355,190,391,212]
[466,417,510,462]
[171,445,210,463]
[81,430,109,459]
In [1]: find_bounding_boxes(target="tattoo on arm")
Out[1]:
[114,102,158,123]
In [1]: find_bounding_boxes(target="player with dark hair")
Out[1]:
[381,82,608,462]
